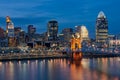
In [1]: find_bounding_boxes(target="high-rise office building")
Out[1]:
[8,22,14,37]
[62,28,73,42]
[6,16,16,47]
[14,27,22,46]
[8,21,16,47]
[14,27,21,37]
[28,25,36,34]
[0,27,5,38]
[19,30,26,45]
[96,11,108,46]
[6,16,11,34]
[47,20,58,41]
[27,25,36,42]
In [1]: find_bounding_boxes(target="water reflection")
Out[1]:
[0,58,120,80]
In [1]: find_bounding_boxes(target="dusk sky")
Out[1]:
[0,0,120,38]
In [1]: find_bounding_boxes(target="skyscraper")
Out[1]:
[62,28,73,42]
[28,25,36,34]
[0,27,5,38]
[6,16,16,47]
[14,27,21,37]
[6,16,11,34]
[47,20,58,41]
[8,22,14,37]
[96,11,108,46]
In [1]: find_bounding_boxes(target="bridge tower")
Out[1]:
[71,38,81,51]
[70,34,82,60]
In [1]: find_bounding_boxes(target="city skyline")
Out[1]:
[0,0,120,38]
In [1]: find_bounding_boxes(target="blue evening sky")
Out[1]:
[0,0,120,38]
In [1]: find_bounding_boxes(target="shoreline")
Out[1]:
[0,53,120,61]
[0,54,70,61]
[83,53,120,58]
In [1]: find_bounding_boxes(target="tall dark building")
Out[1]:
[28,25,36,34]
[96,11,108,46]
[0,27,5,38]
[47,20,58,41]
[62,28,73,42]
[14,27,21,37]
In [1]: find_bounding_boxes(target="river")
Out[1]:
[0,58,120,80]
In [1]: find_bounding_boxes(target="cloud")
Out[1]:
[0,0,53,17]
[0,0,119,38]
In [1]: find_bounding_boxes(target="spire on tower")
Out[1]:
[6,16,11,23]
[97,11,106,18]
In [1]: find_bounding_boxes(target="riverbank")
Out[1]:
[83,53,120,58]
[0,53,69,61]
[1,52,120,61]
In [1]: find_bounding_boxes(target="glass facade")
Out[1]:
[47,20,58,41]
[8,22,14,37]
[96,11,108,44]
[28,25,36,34]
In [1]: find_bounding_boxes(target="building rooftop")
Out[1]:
[97,11,106,18]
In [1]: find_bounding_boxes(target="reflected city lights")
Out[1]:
[0,58,120,80]
[27,60,30,64]
[0,62,2,66]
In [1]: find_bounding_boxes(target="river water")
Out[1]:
[0,58,120,80]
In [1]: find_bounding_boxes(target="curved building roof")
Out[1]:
[81,25,87,31]
[97,11,106,18]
